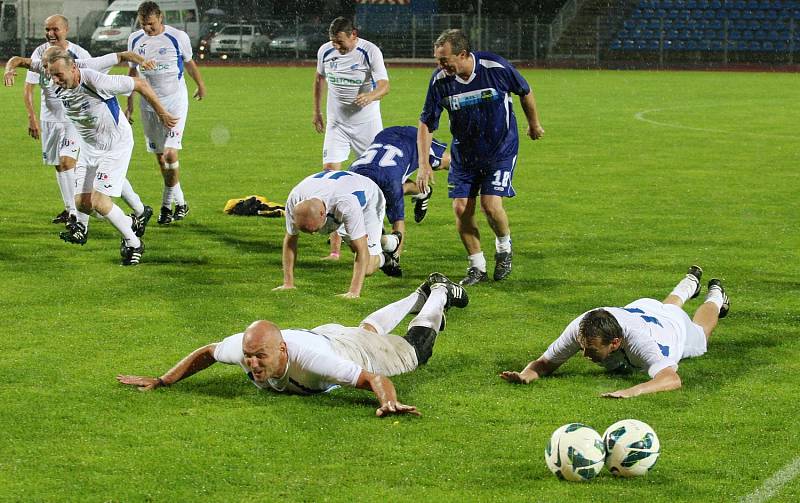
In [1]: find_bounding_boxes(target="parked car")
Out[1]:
[269,24,328,57]
[197,19,231,59]
[207,23,272,58]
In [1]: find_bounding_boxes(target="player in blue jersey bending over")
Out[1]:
[416,29,545,286]
[500,266,730,398]
[350,125,450,251]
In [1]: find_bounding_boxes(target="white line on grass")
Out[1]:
[739,456,800,503]
[633,107,799,139]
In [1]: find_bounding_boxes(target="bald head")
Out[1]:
[44,15,69,47]
[293,198,327,233]
[242,320,286,384]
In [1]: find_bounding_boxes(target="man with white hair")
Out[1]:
[117,273,469,418]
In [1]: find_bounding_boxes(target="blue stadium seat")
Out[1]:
[624,39,637,49]
[747,0,759,8]
[729,29,742,38]
[704,9,716,19]
[686,39,699,48]
[743,29,754,38]
[748,19,761,29]
[643,29,656,38]
[637,39,650,49]
[709,18,723,28]
[677,39,688,48]
[762,40,774,49]
[705,28,720,38]
[736,39,749,49]
[755,28,767,38]
[674,18,688,28]
[766,9,778,18]
[710,0,722,7]
[749,40,761,49]
[692,28,705,38]
[727,9,741,19]
[710,39,724,49]
[631,8,644,17]
[610,39,623,49]
[698,39,712,49]
[624,20,637,29]
[775,40,788,50]
[668,28,681,38]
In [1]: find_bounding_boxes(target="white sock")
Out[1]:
[496,235,512,254]
[412,186,431,200]
[382,233,400,253]
[76,211,90,229]
[173,181,185,206]
[468,252,486,272]
[55,170,76,213]
[378,253,386,267]
[121,179,145,216]
[408,285,447,332]
[162,185,176,208]
[104,204,140,247]
[670,274,699,304]
[704,289,724,312]
[361,291,420,335]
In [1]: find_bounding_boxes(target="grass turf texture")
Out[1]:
[0,65,798,501]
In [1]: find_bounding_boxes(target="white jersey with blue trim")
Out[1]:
[285,170,382,240]
[316,38,388,125]
[127,25,192,110]
[542,301,686,378]
[25,41,91,123]
[213,329,362,395]
[54,67,134,149]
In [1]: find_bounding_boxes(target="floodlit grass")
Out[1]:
[0,65,798,501]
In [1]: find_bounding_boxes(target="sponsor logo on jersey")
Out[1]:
[445,88,501,111]
[327,75,364,86]
[159,47,168,55]
[96,172,109,181]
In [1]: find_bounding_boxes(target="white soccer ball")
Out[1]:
[603,419,661,477]
[544,423,606,482]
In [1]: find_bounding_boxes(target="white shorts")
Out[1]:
[313,323,418,377]
[626,298,708,360]
[41,121,80,165]
[337,189,386,256]
[322,118,383,164]
[74,135,134,197]
[141,98,188,153]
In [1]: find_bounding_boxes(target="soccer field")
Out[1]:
[1,65,798,501]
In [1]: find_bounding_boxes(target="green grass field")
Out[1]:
[1,65,798,502]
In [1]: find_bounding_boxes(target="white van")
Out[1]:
[90,0,199,54]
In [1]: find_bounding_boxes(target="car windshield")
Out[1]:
[218,25,252,36]
[101,10,137,28]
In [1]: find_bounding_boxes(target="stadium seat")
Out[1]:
[762,40,774,49]
[710,0,722,7]
[610,39,623,49]
[710,39,724,49]
[624,39,636,49]
[749,40,761,49]
[632,8,644,18]
[729,29,742,38]
[686,39,699,49]
[743,29,754,38]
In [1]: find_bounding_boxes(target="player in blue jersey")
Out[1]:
[349,126,450,255]
[416,29,545,286]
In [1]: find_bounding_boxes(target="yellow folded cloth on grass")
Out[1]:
[224,195,285,217]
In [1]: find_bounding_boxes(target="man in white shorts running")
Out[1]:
[500,266,730,398]
[126,1,206,226]
[274,170,404,298]
[117,273,468,417]
[5,48,177,265]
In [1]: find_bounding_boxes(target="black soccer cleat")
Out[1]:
[59,217,88,245]
[428,272,469,309]
[173,203,189,221]
[687,265,703,299]
[410,281,431,314]
[157,206,173,225]
[120,239,145,266]
[131,205,153,238]
[708,279,730,318]
[413,186,433,223]
[52,210,70,224]
[460,266,488,286]
[494,251,513,281]
[380,251,403,277]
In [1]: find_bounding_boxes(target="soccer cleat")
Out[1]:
[708,279,730,318]
[460,266,488,286]
[59,217,88,245]
[157,206,173,225]
[52,210,70,224]
[120,239,145,266]
[687,265,703,299]
[131,205,153,238]
[410,281,431,314]
[413,186,433,223]
[380,251,402,277]
[389,230,403,260]
[428,272,469,309]
[173,203,189,221]
[494,251,513,281]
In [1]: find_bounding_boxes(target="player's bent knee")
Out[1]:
[402,326,437,365]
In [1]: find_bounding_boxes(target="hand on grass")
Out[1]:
[376,400,420,418]
[116,375,161,391]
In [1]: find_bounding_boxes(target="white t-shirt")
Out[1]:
[213,329,362,394]
[25,41,91,123]
[28,62,134,149]
[284,170,381,240]
[127,25,192,110]
[542,301,685,378]
[316,38,388,125]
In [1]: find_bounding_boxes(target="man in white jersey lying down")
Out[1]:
[5,49,177,265]
[117,273,469,417]
[500,266,730,398]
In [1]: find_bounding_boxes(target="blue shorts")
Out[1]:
[447,154,518,199]
[351,166,405,223]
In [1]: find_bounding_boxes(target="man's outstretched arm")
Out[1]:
[355,370,420,417]
[500,357,560,384]
[116,344,218,391]
[601,366,681,399]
